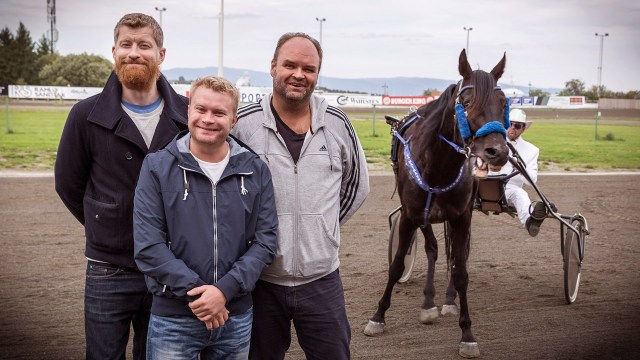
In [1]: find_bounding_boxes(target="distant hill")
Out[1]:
[162,66,559,96]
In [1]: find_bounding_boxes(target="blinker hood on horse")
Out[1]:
[365,49,510,358]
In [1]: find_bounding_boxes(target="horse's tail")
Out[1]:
[444,220,471,275]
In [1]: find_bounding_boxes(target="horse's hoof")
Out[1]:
[419,306,439,324]
[363,320,385,336]
[459,342,480,358]
[441,304,459,317]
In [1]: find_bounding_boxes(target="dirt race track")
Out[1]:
[1,173,639,359]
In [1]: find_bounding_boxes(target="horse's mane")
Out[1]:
[411,84,458,148]
[466,70,495,119]
[417,83,457,122]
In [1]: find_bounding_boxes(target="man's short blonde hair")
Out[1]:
[190,76,240,114]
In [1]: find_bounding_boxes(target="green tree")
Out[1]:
[36,34,51,56]
[0,26,15,85]
[13,22,38,84]
[0,23,48,85]
[529,89,549,97]
[39,53,113,87]
[584,85,616,101]
[557,79,586,96]
[624,91,640,99]
[423,88,438,96]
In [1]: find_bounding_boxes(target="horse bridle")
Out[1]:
[453,80,511,143]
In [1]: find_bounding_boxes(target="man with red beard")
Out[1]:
[54,13,188,359]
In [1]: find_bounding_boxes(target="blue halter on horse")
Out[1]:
[392,80,511,227]
[454,82,511,140]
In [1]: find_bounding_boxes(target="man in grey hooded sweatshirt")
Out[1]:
[232,32,370,360]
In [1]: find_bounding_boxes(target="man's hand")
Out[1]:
[187,285,229,330]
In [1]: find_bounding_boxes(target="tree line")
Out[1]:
[2,23,639,99]
[556,79,639,101]
[0,22,112,87]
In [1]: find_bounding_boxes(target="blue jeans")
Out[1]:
[249,270,351,360]
[85,260,152,360]
[147,308,252,360]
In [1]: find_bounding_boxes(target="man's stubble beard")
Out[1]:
[114,58,161,92]
[273,77,314,104]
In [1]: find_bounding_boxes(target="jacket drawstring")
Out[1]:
[182,169,189,200]
[240,176,248,195]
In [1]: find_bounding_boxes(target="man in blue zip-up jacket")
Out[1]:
[133,76,278,358]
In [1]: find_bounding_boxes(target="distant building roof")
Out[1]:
[502,87,525,97]
[236,75,251,87]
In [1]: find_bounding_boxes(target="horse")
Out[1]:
[364,49,510,358]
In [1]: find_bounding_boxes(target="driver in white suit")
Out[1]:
[490,108,548,236]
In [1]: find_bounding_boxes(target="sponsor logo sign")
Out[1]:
[381,96,435,106]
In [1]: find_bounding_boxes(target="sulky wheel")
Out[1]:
[563,219,584,304]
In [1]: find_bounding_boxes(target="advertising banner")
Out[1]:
[546,96,586,108]
[8,85,102,100]
[321,94,382,107]
[381,96,436,106]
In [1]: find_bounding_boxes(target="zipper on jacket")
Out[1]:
[212,184,219,284]
[293,160,299,285]
[179,165,219,284]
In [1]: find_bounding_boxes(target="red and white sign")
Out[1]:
[381,96,436,106]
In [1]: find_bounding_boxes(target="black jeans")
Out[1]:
[249,270,351,360]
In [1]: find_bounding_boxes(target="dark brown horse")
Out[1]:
[364,49,509,358]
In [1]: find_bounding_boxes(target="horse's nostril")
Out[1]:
[484,147,498,158]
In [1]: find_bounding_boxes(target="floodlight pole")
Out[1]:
[47,0,57,53]
[155,6,166,28]
[594,32,609,140]
[218,0,224,77]
[464,27,473,57]
[316,17,326,87]
[595,32,609,98]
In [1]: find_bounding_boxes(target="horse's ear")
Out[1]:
[490,52,507,81]
[458,49,473,79]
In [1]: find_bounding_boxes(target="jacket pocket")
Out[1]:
[83,196,125,252]
[266,213,294,277]
[297,214,339,276]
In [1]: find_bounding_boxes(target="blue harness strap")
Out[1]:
[394,131,466,227]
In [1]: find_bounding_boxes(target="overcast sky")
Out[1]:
[2,0,639,92]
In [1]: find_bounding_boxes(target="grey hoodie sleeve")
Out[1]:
[337,114,370,225]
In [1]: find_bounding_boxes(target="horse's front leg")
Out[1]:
[419,224,440,324]
[449,213,480,358]
[364,213,416,336]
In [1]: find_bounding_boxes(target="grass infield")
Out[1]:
[1,105,638,171]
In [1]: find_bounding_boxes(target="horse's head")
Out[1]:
[456,49,510,177]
